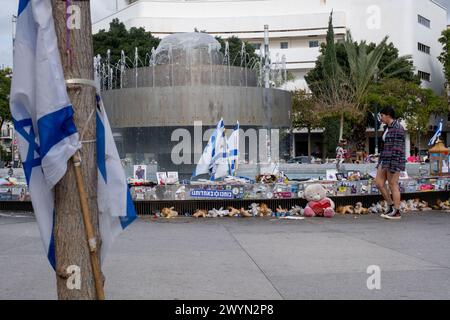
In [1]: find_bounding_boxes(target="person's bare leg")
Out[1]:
[375,167,392,205]
[387,171,401,209]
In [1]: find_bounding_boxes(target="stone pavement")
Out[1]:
[1,211,449,300]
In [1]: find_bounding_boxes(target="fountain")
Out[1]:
[97,32,292,180]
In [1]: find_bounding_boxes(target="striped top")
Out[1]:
[378,120,406,172]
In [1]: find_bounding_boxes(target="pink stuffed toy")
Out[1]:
[303,184,335,218]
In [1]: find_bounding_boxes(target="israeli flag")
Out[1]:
[213,122,240,179]
[10,0,135,269]
[227,122,240,176]
[429,119,443,146]
[192,118,225,178]
[96,95,136,263]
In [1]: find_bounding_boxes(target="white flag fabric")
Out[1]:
[192,118,225,178]
[96,95,137,263]
[227,122,240,176]
[428,119,443,146]
[213,122,240,179]
[10,0,136,269]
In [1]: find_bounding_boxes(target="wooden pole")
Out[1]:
[51,0,103,300]
[72,152,105,300]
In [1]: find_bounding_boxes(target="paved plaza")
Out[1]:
[1,211,449,300]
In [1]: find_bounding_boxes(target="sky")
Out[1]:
[0,0,450,68]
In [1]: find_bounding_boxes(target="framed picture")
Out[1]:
[156,172,168,185]
[400,171,410,180]
[133,165,147,180]
[326,169,338,181]
[335,173,345,181]
[167,172,179,184]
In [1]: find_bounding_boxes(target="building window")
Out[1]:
[309,40,319,48]
[418,70,431,82]
[280,42,289,49]
[418,42,430,54]
[418,15,431,28]
[251,43,261,50]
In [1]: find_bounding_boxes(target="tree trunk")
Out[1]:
[51,1,101,300]
[307,127,312,162]
[339,111,344,141]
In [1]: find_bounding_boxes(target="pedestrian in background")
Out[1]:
[335,139,347,172]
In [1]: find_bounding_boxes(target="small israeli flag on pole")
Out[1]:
[429,119,443,146]
[192,118,225,178]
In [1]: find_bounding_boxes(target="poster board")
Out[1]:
[133,165,147,180]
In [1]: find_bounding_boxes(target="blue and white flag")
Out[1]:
[227,122,240,176]
[10,0,135,269]
[213,121,240,179]
[96,95,136,263]
[192,118,225,178]
[429,119,443,146]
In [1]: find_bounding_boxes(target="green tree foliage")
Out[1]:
[320,115,353,158]
[304,12,419,152]
[292,90,321,158]
[292,90,321,130]
[305,37,417,98]
[365,78,449,141]
[439,28,450,88]
[93,18,160,64]
[215,36,260,67]
[0,68,12,130]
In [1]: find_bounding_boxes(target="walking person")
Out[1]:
[375,106,406,220]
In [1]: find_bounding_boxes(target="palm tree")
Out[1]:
[344,31,413,109]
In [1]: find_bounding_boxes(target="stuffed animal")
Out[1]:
[354,202,369,215]
[259,203,272,217]
[303,184,335,218]
[208,207,228,218]
[239,207,253,217]
[193,209,208,218]
[275,206,289,217]
[289,205,303,216]
[161,207,178,219]
[435,199,450,211]
[379,200,391,214]
[336,205,354,215]
[249,203,260,217]
[227,207,240,217]
[417,200,432,211]
[208,208,220,218]
[399,200,408,213]
[368,203,379,214]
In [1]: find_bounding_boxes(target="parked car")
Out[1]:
[287,156,310,164]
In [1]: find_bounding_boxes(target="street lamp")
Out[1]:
[373,103,379,155]
[373,71,380,155]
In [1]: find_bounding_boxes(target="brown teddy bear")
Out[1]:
[161,207,178,219]
[258,203,272,217]
[193,209,208,218]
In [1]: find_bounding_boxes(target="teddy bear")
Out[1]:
[249,203,260,217]
[336,205,354,215]
[303,184,335,218]
[239,207,253,217]
[193,209,208,218]
[258,203,272,217]
[289,205,303,216]
[227,207,240,217]
[353,202,369,215]
[161,207,178,219]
